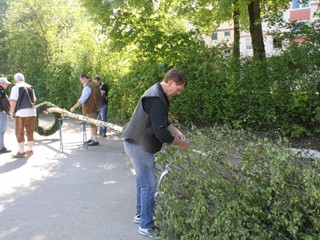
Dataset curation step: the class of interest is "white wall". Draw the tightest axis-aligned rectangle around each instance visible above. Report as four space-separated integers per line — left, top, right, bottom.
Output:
239 0 319 57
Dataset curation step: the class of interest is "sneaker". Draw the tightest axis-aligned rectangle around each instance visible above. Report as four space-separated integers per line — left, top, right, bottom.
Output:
138 226 161 239
138 226 154 238
87 141 99 146
133 214 141 224
0 147 11 154
26 150 34 155
12 152 26 158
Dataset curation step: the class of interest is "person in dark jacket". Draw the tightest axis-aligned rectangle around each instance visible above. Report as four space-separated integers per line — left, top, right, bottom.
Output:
94 76 109 137
0 77 11 154
123 68 190 238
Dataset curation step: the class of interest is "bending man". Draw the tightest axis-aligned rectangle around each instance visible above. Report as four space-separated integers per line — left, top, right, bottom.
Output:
123 68 190 238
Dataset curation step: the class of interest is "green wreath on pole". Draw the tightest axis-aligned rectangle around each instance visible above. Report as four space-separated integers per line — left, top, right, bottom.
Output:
36 102 61 136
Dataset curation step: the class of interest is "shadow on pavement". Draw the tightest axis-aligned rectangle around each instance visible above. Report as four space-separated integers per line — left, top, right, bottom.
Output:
0 157 29 174
0 126 146 240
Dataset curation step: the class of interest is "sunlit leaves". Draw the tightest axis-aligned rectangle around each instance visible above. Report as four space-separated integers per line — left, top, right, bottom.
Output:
156 127 320 239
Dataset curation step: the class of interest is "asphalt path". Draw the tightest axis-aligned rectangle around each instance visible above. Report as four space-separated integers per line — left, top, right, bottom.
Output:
0 118 147 240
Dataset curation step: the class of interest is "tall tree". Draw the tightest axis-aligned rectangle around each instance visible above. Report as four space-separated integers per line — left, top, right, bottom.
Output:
79 0 292 61
233 0 240 59
80 0 195 66
247 0 265 60
156 0 291 60
3 0 98 73
2 0 101 107
0 0 8 73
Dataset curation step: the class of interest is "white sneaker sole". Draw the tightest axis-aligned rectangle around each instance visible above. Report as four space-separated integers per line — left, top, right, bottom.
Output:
138 229 153 238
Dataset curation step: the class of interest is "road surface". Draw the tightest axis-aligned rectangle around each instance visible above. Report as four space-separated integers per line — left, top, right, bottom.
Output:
0 118 147 240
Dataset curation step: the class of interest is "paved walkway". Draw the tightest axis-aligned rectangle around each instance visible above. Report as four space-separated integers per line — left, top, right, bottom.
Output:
0 119 146 240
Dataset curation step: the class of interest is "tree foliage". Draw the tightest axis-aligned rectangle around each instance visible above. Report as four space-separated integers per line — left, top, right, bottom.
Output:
80 0 293 61
0 2 319 237
0 0 319 137
0 0 101 107
156 127 320 239
168 0 291 59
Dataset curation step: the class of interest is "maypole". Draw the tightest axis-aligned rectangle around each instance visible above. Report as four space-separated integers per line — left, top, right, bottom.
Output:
36 102 123 136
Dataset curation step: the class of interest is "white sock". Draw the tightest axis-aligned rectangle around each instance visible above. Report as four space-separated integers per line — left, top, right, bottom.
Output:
19 147 25 153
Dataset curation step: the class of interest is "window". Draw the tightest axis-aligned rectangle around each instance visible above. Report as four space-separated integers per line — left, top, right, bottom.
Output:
292 0 310 9
273 38 282 49
223 31 231 41
212 31 218 40
224 49 231 56
245 38 252 50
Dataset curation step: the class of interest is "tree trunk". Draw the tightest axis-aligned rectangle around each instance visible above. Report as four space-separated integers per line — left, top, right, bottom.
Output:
247 0 266 60
233 0 240 59
46 107 124 132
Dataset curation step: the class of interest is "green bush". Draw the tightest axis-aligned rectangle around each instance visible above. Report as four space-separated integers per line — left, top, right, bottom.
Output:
170 48 320 137
110 21 320 138
155 127 320 239
3 10 319 138
111 30 320 138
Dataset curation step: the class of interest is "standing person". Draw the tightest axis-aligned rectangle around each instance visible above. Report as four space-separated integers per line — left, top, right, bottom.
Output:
70 73 102 146
93 76 108 138
9 73 37 158
123 68 190 238
0 77 12 154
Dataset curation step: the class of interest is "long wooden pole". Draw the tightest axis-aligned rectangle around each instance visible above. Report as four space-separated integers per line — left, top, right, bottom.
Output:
46 107 124 133
46 108 320 160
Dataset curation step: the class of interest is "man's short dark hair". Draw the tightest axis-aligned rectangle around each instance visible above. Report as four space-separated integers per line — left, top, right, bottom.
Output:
94 76 101 81
163 68 187 86
80 73 89 79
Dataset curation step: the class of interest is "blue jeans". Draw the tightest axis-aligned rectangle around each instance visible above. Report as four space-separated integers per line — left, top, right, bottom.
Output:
124 141 157 229
97 103 108 135
0 112 8 149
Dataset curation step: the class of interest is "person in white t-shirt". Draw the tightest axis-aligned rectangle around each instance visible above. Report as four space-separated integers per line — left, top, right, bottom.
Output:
9 73 37 158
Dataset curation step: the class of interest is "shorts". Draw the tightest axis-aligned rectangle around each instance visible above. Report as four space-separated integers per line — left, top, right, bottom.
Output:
15 116 36 143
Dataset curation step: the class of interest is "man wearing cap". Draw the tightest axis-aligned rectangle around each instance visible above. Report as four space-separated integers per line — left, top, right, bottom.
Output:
9 73 37 158
0 77 11 154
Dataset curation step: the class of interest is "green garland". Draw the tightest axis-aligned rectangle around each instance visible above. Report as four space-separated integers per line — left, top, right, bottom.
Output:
36 102 61 136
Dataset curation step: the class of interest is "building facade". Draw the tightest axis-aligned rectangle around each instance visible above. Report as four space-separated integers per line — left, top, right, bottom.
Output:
207 0 319 57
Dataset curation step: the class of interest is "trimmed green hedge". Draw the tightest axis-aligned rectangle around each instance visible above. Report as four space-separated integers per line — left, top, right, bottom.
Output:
155 127 320 239
108 42 320 138
108 21 320 138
